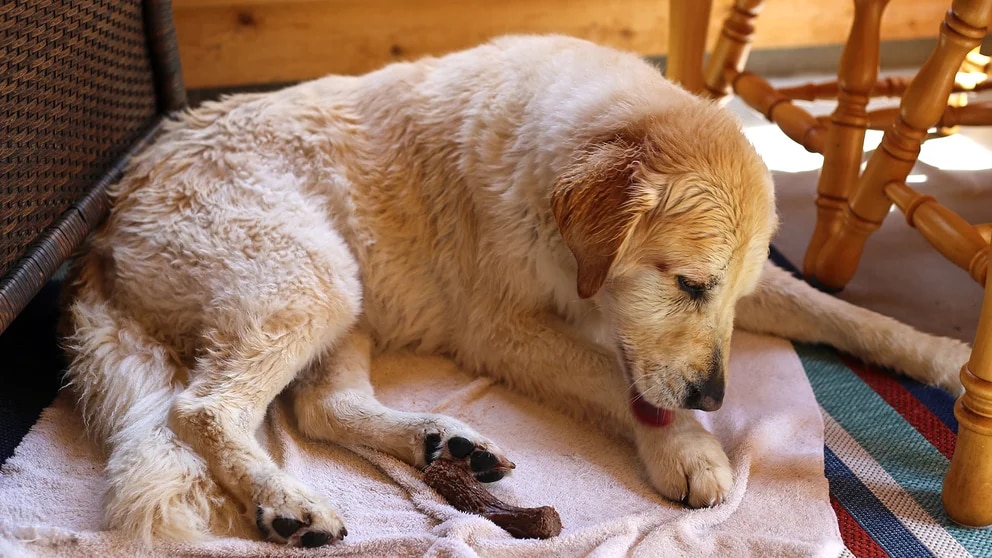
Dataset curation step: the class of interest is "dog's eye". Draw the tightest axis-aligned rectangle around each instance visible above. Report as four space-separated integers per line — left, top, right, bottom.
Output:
676 275 707 300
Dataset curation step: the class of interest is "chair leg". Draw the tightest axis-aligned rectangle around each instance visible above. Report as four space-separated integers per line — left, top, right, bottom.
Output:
943 249 992 528
667 0 713 95
803 0 891 285
702 0 765 100
809 0 992 290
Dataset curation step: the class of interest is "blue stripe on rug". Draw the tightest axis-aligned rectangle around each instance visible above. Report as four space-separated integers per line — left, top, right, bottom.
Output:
795 343 989 556
825 446 934 558
897 376 959 433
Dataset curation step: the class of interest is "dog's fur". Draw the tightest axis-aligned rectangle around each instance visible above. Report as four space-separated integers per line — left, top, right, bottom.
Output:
63 35 971 546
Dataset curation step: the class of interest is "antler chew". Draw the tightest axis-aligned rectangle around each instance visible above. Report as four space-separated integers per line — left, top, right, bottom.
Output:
423 459 563 539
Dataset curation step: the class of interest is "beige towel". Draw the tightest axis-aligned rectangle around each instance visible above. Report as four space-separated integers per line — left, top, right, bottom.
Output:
0 331 843 557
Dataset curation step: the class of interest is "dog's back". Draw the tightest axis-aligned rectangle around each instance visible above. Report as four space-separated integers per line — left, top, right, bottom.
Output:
67 34 693 542
61 35 800 544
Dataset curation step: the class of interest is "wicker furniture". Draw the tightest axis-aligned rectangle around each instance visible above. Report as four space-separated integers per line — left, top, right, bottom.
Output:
0 0 186 335
667 0 992 527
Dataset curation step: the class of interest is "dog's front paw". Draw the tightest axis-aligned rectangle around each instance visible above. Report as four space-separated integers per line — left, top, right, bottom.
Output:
635 420 732 508
254 476 346 548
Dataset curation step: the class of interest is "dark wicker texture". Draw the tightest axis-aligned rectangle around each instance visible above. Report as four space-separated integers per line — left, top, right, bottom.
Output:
0 0 186 334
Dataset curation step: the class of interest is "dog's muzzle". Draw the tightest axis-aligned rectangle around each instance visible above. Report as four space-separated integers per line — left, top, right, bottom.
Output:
682 372 725 412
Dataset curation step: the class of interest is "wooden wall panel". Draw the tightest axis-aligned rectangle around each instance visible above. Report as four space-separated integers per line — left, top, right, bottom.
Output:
172 0 952 89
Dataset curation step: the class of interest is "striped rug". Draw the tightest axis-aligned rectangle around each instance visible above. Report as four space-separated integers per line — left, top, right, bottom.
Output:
795 342 992 558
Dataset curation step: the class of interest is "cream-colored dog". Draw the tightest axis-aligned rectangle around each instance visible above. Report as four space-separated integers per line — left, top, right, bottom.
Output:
63 35 970 547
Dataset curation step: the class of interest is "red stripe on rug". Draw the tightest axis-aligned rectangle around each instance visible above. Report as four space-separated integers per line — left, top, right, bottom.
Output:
831 494 889 558
841 356 956 460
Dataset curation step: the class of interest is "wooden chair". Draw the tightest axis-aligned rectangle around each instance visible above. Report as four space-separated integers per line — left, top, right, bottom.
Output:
667 0 992 527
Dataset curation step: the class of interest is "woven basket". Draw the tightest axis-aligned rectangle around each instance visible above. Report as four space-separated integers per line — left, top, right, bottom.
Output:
0 0 185 333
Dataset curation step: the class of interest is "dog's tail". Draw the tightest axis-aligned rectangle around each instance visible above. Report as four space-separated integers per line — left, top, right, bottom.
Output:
62 252 234 543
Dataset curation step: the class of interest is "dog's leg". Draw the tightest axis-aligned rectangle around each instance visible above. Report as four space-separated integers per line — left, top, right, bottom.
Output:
735 261 971 394
65 286 227 543
459 316 733 508
170 305 353 548
292 329 514 481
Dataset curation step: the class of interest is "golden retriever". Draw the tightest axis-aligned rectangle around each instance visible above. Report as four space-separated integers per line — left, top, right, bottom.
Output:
62 35 970 547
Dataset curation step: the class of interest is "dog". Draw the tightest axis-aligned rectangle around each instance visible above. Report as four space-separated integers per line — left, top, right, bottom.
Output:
62 35 971 547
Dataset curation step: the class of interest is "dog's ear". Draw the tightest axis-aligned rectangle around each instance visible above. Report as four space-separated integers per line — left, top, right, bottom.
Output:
550 134 651 299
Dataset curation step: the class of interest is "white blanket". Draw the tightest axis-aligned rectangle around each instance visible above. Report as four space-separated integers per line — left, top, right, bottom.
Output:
0 331 843 557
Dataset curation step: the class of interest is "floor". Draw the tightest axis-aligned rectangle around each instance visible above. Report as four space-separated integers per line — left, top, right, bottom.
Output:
727 74 990 343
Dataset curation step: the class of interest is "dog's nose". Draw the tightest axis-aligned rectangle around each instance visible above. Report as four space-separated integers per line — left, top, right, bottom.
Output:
683 372 725 412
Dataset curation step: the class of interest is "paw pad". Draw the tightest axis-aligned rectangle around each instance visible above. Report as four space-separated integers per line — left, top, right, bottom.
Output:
425 433 444 464
447 436 475 458
301 531 331 548
272 517 304 538
469 450 499 471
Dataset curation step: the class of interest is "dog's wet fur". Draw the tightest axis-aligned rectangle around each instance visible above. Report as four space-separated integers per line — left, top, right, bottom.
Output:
62 35 971 546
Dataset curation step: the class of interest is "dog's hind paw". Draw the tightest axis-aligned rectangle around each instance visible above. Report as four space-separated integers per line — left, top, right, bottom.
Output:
256 505 346 548
253 478 346 547
421 426 515 483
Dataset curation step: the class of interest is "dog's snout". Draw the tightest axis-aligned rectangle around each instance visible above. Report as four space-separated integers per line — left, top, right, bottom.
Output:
683 351 725 411
683 372 725 411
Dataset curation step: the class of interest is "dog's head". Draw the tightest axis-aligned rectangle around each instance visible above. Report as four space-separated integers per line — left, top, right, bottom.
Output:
551 103 776 416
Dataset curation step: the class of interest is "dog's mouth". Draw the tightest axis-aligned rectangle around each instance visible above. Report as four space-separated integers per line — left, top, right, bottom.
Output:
617 341 674 428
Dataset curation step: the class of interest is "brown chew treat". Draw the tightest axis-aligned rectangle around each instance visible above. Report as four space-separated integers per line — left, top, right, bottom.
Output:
423 459 563 539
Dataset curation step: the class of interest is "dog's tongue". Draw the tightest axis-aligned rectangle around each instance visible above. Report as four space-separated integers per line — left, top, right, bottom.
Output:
630 388 673 427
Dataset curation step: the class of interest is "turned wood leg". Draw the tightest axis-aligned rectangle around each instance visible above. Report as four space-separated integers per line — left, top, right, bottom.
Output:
943 248 992 527
667 0 713 94
811 0 992 290
804 0 891 286
703 0 764 100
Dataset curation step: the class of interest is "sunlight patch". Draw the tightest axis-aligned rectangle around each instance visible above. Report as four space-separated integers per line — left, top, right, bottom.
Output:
917 134 992 171
743 125 823 173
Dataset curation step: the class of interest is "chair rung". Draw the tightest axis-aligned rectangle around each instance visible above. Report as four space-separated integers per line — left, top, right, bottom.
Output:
867 102 992 129
779 76 991 102
730 70 826 153
885 181 989 286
